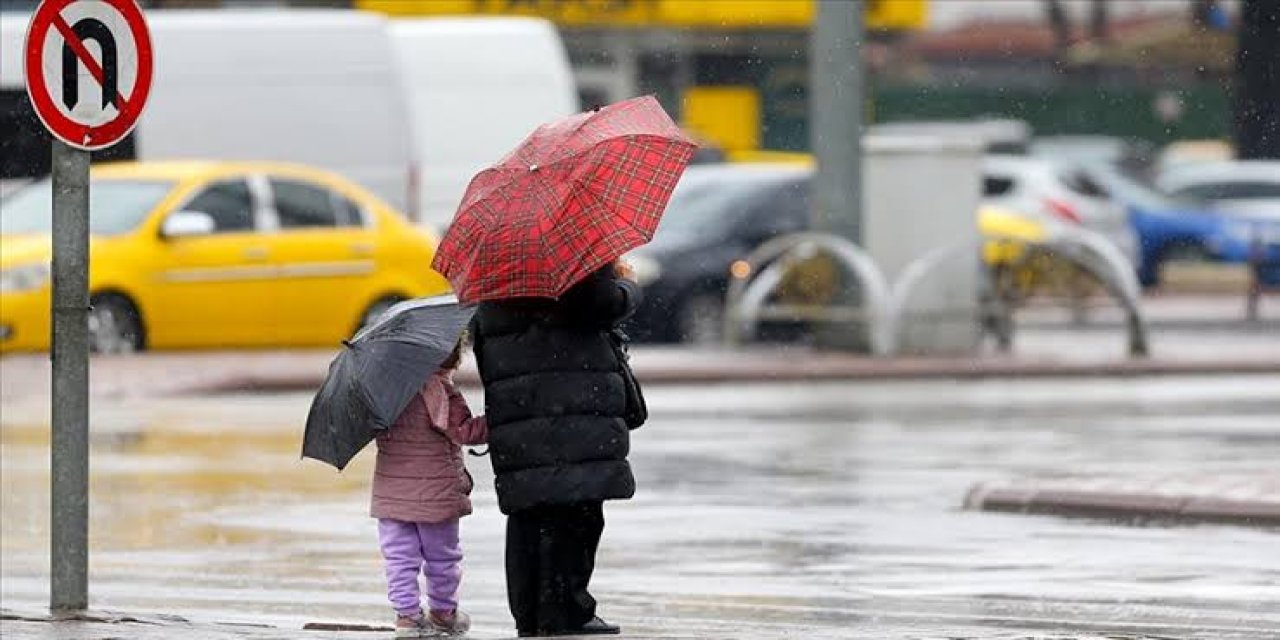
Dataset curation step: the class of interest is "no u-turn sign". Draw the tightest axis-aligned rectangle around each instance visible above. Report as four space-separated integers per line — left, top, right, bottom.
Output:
24 0 153 150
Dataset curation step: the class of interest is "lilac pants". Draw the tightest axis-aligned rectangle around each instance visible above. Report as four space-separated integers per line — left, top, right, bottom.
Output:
377 518 463 615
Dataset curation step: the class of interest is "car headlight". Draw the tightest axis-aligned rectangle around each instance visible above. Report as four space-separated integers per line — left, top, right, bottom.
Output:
0 263 51 293
626 253 663 287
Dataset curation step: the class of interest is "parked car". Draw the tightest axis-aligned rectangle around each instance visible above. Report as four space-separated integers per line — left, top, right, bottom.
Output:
1157 161 1280 216
0 161 449 354
2 10 417 215
1070 162 1280 287
982 155 1139 265
625 164 1055 344
625 164 810 344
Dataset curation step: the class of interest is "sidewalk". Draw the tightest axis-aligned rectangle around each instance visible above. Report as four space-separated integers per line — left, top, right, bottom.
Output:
966 472 1280 527
0 609 1241 640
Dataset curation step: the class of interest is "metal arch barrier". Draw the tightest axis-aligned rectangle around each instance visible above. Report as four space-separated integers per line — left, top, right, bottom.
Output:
886 237 996 353
1040 226 1150 357
1042 226 1144 304
723 232 894 355
888 229 1151 357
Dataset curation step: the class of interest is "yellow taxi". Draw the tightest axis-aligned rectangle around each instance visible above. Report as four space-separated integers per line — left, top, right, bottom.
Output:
1 161 450 353
978 204 1048 264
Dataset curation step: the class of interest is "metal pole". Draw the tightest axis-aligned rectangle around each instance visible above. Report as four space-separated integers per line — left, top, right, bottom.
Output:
50 139 90 613
1246 232 1262 322
810 0 864 243
811 0 866 350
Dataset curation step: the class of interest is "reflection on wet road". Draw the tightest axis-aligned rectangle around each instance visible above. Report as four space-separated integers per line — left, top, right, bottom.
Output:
3 376 1279 639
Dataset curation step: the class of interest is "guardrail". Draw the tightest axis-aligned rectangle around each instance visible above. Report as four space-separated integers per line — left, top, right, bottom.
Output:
723 233 893 355
724 229 1151 357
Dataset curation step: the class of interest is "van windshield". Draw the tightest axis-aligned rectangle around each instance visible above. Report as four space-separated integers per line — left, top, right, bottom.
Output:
0 179 175 236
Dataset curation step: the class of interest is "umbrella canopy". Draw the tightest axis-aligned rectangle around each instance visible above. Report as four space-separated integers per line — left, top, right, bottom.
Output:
432 95 697 302
302 295 475 470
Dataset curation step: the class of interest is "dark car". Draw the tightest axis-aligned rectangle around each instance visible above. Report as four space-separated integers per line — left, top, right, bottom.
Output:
624 164 810 344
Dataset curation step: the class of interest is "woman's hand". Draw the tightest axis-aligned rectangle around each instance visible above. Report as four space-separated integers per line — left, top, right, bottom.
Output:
614 259 636 282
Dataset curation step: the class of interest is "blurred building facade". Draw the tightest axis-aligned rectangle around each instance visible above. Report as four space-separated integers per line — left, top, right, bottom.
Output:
1 0 1241 153
349 0 1235 153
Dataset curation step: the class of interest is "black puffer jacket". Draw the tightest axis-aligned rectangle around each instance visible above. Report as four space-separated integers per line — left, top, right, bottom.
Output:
472 269 642 514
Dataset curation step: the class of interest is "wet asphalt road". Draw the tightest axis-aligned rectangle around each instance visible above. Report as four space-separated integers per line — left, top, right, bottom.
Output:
2 375 1279 639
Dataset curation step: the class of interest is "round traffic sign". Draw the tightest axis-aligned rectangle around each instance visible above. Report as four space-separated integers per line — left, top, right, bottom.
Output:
24 0 153 151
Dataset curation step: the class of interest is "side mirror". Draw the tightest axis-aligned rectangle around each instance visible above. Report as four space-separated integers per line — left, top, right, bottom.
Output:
161 211 216 238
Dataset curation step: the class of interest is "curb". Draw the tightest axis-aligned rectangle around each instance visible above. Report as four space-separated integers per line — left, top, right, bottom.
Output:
189 358 1280 395
965 479 1280 527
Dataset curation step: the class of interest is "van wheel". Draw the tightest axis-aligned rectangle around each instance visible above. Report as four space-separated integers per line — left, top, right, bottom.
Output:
357 296 405 333
89 294 144 354
678 291 725 346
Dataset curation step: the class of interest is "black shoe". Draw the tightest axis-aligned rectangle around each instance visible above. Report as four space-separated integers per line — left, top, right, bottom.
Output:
540 617 621 636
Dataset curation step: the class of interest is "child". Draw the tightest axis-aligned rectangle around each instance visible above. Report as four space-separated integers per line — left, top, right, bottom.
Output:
372 338 487 638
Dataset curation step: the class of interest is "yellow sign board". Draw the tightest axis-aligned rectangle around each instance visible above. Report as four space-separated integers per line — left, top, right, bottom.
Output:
658 0 813 28
866 0 928 31
682 86 761 151
360 0 651 26
357 0 927 31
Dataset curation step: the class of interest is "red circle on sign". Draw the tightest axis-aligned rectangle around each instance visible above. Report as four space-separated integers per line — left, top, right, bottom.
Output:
24 0 153 151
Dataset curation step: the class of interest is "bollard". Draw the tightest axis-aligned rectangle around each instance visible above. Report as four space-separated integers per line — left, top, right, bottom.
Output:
1246 231 1262 323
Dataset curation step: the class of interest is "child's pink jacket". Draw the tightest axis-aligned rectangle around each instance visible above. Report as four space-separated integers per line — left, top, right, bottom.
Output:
370 371 487 523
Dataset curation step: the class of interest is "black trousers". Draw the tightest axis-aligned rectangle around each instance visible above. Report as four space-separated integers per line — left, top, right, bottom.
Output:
505 502 605 634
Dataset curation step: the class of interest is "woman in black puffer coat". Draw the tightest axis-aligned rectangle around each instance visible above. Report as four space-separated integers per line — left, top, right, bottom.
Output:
471 260 642 637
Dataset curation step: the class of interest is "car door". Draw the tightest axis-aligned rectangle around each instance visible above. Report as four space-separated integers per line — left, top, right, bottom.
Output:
147 177 278 348
262 176 381 345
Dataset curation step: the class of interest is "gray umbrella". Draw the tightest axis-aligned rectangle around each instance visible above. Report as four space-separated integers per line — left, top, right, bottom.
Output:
302 295 475 470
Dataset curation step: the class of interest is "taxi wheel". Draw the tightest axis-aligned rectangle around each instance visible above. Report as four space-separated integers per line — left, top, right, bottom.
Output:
89 294 144 354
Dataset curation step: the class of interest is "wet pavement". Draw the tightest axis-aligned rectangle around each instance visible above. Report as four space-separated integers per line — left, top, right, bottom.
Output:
2 375 1279 639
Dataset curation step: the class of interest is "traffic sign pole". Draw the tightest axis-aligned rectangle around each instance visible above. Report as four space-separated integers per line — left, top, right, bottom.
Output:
26 0 153 613
50 138 91 613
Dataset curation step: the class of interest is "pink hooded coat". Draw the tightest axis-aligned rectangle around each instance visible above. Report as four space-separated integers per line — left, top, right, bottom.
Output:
370 371 488 523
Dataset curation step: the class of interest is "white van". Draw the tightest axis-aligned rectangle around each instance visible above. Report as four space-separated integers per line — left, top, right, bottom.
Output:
0 9 417 215
389 17 578 228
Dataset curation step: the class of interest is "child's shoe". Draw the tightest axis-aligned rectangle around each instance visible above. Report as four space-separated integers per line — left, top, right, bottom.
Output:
428 609 471 636
394 611 433 638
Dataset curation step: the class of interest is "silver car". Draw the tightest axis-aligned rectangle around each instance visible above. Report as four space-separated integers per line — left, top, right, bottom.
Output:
982 155 1139 265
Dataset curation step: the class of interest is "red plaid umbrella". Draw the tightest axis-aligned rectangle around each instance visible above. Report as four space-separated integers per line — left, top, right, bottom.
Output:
432 95 697 302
